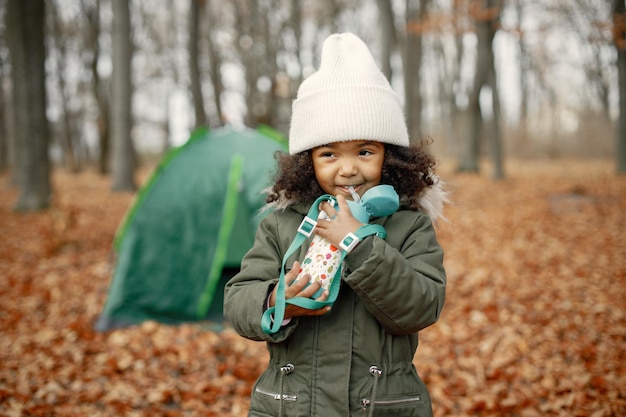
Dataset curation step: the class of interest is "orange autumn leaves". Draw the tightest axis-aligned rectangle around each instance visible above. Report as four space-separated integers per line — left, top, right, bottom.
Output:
0 159 624 416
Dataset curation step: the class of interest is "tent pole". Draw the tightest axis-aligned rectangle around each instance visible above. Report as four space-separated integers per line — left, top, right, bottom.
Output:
196 154 244 319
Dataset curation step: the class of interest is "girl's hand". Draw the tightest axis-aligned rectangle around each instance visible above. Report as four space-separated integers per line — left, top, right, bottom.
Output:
268 261 331 318
315 194 364 248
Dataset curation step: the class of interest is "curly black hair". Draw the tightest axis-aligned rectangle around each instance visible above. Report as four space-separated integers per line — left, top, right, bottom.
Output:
266 142 438 211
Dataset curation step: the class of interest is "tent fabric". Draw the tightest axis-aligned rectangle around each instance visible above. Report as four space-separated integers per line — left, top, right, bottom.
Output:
95 125 286 331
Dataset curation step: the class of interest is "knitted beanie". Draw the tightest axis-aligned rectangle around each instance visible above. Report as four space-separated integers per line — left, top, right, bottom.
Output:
288 33 409 155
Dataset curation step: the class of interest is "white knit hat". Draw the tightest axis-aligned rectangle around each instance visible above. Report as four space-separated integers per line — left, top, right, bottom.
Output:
289 33 409 155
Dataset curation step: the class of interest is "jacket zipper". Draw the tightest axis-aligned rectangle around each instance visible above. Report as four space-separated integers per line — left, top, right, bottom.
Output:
255 386 297 402
361 394 423 410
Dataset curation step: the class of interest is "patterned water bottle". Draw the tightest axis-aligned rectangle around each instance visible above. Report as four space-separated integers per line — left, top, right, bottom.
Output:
296 186 397 296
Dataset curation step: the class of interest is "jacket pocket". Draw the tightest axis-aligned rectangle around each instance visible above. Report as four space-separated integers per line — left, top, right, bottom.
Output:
249 384 299 416
355 365 433 417
255 386 298 402
249 364 309 417
360 394 430 416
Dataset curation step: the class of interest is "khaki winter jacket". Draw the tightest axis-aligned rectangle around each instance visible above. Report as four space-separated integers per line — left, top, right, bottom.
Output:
224 203 446 417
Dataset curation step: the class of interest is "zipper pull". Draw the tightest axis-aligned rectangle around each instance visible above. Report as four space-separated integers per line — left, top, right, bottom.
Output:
369 365 382 377
361 398 371 410
280 363 295 375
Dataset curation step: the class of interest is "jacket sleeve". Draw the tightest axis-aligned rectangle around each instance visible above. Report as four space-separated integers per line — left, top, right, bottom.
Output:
223 211 299 343
342 210 446 335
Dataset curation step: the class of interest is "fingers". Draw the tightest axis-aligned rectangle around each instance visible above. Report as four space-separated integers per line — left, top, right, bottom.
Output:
314 287 330 302
270 261 300 307
285 303 331 318
321 196 348 219
288 273 324 299
319 200 337 219
281 262 330 299
284 292 331 318
285 261 314 296
279 261 333 318
334 194 349 213
284 261 301 286
288 273 311 294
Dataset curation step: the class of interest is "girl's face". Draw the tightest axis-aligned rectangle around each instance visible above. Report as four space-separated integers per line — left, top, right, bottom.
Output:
311 140 384 199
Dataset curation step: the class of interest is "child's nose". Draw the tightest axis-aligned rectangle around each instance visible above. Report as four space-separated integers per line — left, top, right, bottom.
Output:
339 159 358 176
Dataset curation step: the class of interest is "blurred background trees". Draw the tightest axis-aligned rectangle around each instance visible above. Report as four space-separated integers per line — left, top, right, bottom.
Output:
110 0 135 191
0 0 624 209
5 0 50 210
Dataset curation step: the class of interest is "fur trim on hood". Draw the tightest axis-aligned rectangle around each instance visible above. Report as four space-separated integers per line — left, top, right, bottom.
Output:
418 176 449 225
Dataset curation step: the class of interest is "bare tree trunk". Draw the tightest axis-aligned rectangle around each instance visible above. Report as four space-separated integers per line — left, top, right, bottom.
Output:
486 0 504 180
0 53 8 173
487 51 504 178
263 1 280 127
404 0 428 142
84 0 110 174
206 0 223 126
326 0 341 34
110 0 136 191
271 0 301 134
6 0 50 211
235 0 261 127
513 0 529 154
459 13 488 173
458 1 502 174
460 65 483 174
615 0 626 174
433 0 468 157
290 0 303 82
189 0 207 128
50 0 78 173
376 0 396 81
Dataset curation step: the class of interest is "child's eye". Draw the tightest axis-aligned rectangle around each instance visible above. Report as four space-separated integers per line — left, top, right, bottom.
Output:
359 149 374 156
320 151 335 158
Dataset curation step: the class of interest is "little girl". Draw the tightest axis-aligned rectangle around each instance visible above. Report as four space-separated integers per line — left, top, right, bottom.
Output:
224 33 447 417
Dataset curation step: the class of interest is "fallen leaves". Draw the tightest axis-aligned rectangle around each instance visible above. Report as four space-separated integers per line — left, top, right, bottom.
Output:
418 159 626 416
0 159 624 416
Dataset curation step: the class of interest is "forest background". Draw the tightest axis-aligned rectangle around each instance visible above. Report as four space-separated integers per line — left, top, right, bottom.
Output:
1 0 625 416
2 0 626 208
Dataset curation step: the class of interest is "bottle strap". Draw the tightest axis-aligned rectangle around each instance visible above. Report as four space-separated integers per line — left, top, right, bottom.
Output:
261 196 386 334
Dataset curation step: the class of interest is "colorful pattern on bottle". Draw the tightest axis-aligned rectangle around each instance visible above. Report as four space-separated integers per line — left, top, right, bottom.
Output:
297 236 342 290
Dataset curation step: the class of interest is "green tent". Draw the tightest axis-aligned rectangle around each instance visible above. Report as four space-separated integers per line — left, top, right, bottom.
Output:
95 125 286 331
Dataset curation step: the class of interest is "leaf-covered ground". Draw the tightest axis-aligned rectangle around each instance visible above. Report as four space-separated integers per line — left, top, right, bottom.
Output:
1 159 624 416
